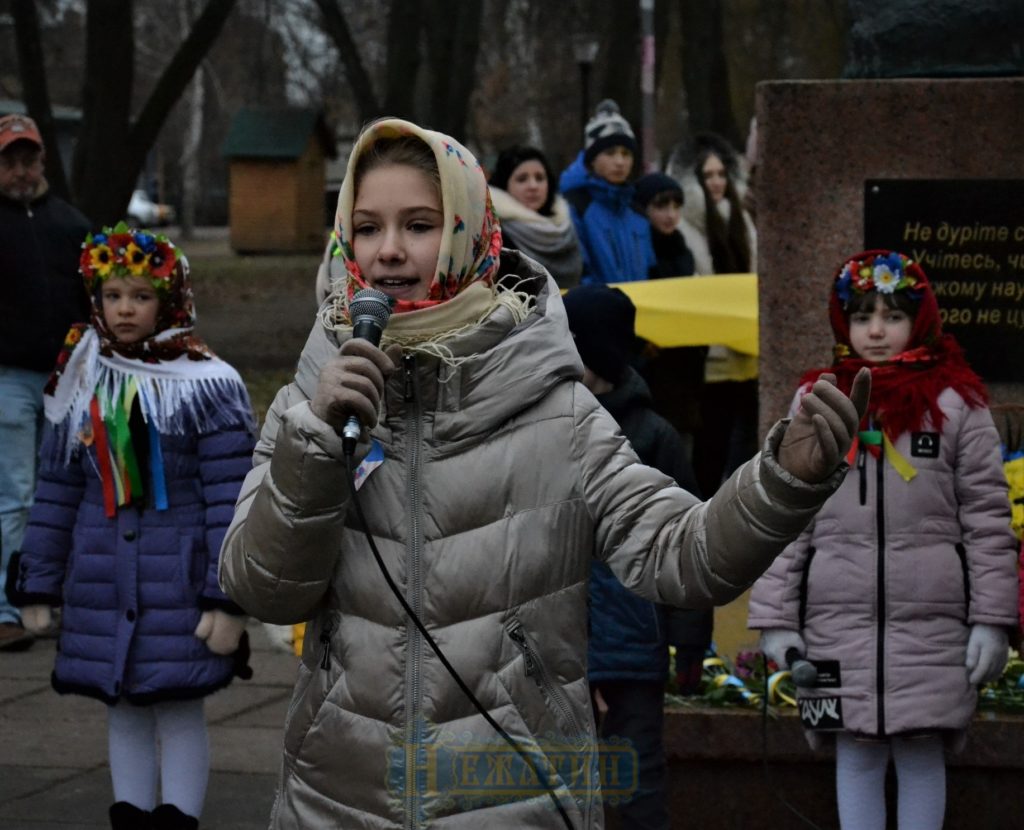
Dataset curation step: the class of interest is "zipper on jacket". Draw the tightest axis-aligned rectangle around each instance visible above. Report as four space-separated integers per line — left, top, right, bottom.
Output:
875 448 887 736
318 620 335 671
798 546 816 630
402 355 425 830
505 617 583 739
857 443 867 506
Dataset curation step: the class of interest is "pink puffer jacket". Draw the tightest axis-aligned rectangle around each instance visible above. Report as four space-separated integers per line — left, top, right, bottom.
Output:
749 386 1018 742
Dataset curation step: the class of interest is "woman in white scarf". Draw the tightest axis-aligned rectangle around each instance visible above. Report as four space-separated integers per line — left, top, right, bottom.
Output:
488 145 583 288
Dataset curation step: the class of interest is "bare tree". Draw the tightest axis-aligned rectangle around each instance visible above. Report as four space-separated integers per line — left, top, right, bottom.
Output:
312 0 481 139
13 0 237 223
178 1 205 239
11 0 70 198
311 0 383 121
678 0 741 146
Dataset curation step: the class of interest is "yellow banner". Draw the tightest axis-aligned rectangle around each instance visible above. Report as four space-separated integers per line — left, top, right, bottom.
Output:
610 273 758 356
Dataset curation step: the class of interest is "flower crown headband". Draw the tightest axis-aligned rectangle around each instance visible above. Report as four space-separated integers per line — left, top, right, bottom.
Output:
79 220 179 292
834 250 922 306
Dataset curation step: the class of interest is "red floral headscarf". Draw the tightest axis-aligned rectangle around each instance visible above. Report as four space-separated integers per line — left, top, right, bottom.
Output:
801 249 987 439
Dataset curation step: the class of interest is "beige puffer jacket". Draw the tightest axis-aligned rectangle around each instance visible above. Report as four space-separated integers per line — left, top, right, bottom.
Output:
220 253 845 829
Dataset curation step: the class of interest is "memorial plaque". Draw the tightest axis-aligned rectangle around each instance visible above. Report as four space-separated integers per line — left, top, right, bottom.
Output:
864 180 1024 381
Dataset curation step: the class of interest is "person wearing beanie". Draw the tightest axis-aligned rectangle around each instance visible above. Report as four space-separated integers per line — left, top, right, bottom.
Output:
0 113 90 652
633 172 695 279
564 284 710 830
559 100 657 284
631 172 707 456
749 251 1017 830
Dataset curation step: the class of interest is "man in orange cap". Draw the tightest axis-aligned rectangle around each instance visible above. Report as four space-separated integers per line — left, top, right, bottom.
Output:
0 113 90 651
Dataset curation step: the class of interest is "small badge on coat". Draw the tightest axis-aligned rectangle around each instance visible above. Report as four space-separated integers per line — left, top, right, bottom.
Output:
808 659 841 688
799 695 844 730
910 432 940 458
353 439 385 491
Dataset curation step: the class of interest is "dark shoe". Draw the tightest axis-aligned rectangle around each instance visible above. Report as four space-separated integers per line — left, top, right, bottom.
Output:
151 804 199 830
0 622 34 652
109 801 152 829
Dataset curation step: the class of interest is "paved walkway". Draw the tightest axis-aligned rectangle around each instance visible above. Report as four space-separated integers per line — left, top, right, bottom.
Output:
0 623 297 829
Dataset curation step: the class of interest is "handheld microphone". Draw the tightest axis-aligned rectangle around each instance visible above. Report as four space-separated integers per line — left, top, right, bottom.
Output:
785 647 819 687
341 288 393 455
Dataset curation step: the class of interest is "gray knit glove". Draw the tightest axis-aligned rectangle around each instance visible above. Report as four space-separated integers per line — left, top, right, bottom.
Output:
966 623 1009 685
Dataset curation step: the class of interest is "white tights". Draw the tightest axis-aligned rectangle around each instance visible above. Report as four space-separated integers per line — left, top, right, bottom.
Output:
107 698 209 818
835 732 946 830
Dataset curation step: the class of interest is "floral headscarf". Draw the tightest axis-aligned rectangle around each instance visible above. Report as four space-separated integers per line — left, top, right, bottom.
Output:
45 225 253 515
327 119 503 319
801 249 986 442
69 222 213 366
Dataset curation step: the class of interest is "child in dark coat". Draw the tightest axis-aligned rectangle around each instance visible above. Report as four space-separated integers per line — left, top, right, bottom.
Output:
564 284 710 830
6 225 256 830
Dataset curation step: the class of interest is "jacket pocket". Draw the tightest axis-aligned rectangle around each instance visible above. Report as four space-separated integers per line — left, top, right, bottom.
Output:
954 543 970 615
284 612 339 760
505 615 583 742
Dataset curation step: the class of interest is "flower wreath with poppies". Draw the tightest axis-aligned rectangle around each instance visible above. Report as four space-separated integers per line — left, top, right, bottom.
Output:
833 250 922 306
79 220 178 292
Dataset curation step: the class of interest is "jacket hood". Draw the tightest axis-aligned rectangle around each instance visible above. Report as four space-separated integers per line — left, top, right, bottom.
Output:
559 151 635 210
294 250 584 440
595 367 653 421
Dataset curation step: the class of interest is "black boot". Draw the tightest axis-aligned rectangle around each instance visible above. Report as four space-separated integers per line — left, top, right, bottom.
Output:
151 804 199 830
109 801 152 829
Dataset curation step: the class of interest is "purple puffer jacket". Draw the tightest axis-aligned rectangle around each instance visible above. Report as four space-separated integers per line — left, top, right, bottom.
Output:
749 387 1018 742
9 414 255 704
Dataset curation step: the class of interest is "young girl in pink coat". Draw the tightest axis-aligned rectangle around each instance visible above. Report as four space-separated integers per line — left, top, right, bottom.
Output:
749 250 1018 830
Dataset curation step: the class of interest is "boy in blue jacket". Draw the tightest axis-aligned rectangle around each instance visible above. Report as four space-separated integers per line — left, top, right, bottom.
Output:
559 100 657 284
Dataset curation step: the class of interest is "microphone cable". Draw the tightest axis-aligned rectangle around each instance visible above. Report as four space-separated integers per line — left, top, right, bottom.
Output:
344 452 577 830
760 653 830 830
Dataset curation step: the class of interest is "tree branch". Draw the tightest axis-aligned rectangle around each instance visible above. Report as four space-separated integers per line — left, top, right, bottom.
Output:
12 0 70 198
127 0 238 163
312 0 382 122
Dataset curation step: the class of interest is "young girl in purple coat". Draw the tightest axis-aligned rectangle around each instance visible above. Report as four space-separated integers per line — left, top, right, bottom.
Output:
6 225 256 830
749 250 1018 830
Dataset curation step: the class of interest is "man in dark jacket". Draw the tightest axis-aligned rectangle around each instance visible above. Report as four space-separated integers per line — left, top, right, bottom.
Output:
0 113 90 651
564 284 713 830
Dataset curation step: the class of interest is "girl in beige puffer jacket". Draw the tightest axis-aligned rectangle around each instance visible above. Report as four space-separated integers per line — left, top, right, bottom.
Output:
749 250 1018 830
219 119 870 830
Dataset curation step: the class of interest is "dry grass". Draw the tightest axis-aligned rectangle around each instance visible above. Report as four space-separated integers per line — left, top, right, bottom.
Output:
240 368 297 428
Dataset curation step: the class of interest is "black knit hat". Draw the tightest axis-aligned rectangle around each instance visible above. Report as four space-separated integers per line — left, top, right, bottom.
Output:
633 172 684 210
583 100 637 167
563 284 637 384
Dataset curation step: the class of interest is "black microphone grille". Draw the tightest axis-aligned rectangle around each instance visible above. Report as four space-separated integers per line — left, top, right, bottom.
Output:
350 288 393 328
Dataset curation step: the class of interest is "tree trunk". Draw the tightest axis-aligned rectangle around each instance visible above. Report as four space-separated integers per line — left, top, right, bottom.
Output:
678 0 741 147
597 1 641 131
424 0 483 140
72 0 237 226
72 0 136 224
12 0 72 200
313 0 382 122
178 3 205 239
383 0 422 119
